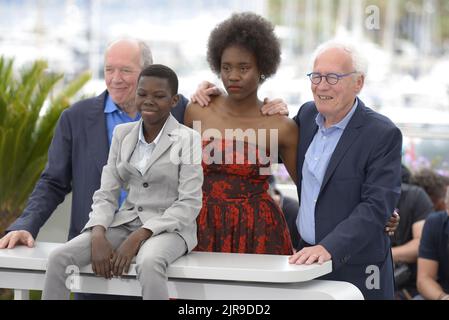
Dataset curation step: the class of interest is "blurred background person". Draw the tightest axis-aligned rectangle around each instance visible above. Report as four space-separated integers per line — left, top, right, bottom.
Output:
268 176 300 250
411 168 449 211
417 183 449 300
392 164 433 299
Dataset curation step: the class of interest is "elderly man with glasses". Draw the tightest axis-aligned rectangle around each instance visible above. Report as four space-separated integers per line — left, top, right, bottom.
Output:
288 40 402 300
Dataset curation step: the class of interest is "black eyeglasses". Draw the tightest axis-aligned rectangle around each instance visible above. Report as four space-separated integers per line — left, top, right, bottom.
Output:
306 71 358 85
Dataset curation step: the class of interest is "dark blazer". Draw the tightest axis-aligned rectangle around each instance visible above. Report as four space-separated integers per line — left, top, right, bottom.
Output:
7 90 188 240
294 98 402 299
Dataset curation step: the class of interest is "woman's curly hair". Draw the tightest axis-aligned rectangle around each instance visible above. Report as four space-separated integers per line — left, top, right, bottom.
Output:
207 12 281 81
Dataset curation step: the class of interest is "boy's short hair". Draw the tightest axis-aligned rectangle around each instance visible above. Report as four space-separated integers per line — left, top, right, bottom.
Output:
138 64 178 95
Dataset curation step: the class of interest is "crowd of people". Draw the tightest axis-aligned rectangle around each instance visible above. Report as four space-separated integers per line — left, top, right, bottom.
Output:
370 164 449 300
0 11 447 300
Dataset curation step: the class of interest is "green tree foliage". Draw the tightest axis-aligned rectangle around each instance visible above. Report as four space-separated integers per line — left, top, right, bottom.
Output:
0 57 90 233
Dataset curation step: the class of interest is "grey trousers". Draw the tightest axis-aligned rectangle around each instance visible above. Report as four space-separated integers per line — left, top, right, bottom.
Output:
42 218 187 300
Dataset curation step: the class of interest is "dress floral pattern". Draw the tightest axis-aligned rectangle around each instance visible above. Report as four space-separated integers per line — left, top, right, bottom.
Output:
195 138 293 255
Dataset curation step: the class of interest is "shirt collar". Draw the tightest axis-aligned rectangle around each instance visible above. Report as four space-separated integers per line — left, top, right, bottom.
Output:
104 93 141 121
138 117 169 146
104 94 120 114
316 98 359 130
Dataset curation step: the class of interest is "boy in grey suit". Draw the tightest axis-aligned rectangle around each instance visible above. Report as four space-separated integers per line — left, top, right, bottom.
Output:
42 64 203 300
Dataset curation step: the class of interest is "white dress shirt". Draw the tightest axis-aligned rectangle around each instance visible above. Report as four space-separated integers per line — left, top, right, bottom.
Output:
129 119 167 175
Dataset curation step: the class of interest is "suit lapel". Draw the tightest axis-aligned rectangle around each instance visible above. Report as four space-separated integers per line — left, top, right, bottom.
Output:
297 107 319 188
319 101 366 194
141 114 179 175
86 91 109 173
121 120 141 176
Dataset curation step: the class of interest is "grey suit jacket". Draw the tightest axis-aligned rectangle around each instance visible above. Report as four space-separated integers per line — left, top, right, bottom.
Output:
83 114 203 251
7 91 189 240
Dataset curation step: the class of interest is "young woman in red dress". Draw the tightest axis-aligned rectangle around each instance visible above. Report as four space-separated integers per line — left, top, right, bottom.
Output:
185 12 298 255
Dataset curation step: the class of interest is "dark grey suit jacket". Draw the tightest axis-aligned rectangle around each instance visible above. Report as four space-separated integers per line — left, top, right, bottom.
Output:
7 90 188 240
294 98 402 299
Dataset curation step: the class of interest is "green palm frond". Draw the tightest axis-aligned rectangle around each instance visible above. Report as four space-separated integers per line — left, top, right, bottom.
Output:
0 56 91 233
31 71 91 161
17 60 50 110
0 57 15 125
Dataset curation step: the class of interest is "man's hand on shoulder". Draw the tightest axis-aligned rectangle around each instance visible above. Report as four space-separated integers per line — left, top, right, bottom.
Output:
190 81 223 107
261 98 289 116
0 230 35 249
385 210 400 236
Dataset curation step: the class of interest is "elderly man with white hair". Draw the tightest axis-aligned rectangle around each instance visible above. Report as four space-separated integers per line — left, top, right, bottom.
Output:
288 40 402 300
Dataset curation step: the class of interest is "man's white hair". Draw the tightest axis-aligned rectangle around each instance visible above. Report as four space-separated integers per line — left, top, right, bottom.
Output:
311 39 368 76
105 38 153 68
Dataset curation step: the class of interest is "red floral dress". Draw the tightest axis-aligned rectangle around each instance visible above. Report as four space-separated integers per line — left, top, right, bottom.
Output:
195 139 293 255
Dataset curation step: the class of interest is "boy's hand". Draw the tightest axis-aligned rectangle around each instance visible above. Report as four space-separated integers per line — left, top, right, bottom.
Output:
111 228 152 277
91 226 114 279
